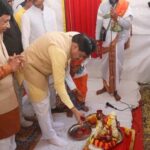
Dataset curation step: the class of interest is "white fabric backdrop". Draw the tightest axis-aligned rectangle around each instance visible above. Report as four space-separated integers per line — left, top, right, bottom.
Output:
131 0 150 35
121 35 150 83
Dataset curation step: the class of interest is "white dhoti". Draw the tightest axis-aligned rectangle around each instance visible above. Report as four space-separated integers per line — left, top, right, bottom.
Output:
23 81 67 146
23 80 56 139
48 75 57 109
101 39 126 90
32 96 57 139
0 135 16 150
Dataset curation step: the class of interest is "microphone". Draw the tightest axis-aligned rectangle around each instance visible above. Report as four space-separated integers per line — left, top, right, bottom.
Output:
106 102 117 110
105 102 131 111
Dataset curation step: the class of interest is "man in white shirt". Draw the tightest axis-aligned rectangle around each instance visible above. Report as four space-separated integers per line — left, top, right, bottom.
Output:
21 0 57 49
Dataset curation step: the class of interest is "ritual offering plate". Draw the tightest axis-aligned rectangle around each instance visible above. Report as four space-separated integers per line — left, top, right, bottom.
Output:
68 123 92 141
83 111 123 150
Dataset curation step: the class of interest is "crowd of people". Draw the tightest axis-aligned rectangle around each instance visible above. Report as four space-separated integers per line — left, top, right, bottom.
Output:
0 0 132 149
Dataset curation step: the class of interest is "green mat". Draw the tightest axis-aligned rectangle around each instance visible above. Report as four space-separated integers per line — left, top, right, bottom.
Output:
140 83 150 150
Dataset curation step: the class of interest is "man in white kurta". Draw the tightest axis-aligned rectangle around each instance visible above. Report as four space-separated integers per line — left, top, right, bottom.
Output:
21 0 59 121
95 0 133 100
21 0 57 49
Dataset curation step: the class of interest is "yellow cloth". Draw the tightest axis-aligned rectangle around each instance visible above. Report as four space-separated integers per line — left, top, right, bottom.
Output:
24 81 48 102
14 7 26 30
20 32 74 109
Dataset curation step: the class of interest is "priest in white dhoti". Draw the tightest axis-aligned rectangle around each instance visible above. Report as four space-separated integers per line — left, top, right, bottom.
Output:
95 0 133 100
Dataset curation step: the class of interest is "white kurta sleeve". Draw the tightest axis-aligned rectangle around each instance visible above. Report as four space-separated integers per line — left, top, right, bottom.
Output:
65 65 76 91
21 13 31 49
48 46 74 109
95 6 103 40
51 9 57 31
117 15 133 30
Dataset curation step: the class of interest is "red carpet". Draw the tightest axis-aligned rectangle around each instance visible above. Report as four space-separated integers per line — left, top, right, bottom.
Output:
113 101 144 150
132 101 144 150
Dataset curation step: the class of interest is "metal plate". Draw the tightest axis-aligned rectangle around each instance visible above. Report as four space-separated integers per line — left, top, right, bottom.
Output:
68 123 92 141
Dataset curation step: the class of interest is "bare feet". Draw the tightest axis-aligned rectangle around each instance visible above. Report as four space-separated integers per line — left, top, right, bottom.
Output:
113 91 121 101
96 87 107 95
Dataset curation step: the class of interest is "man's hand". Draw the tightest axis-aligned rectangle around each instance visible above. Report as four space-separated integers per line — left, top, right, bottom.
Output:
110 8 118 21
71 107 85 124
8 54 25 72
